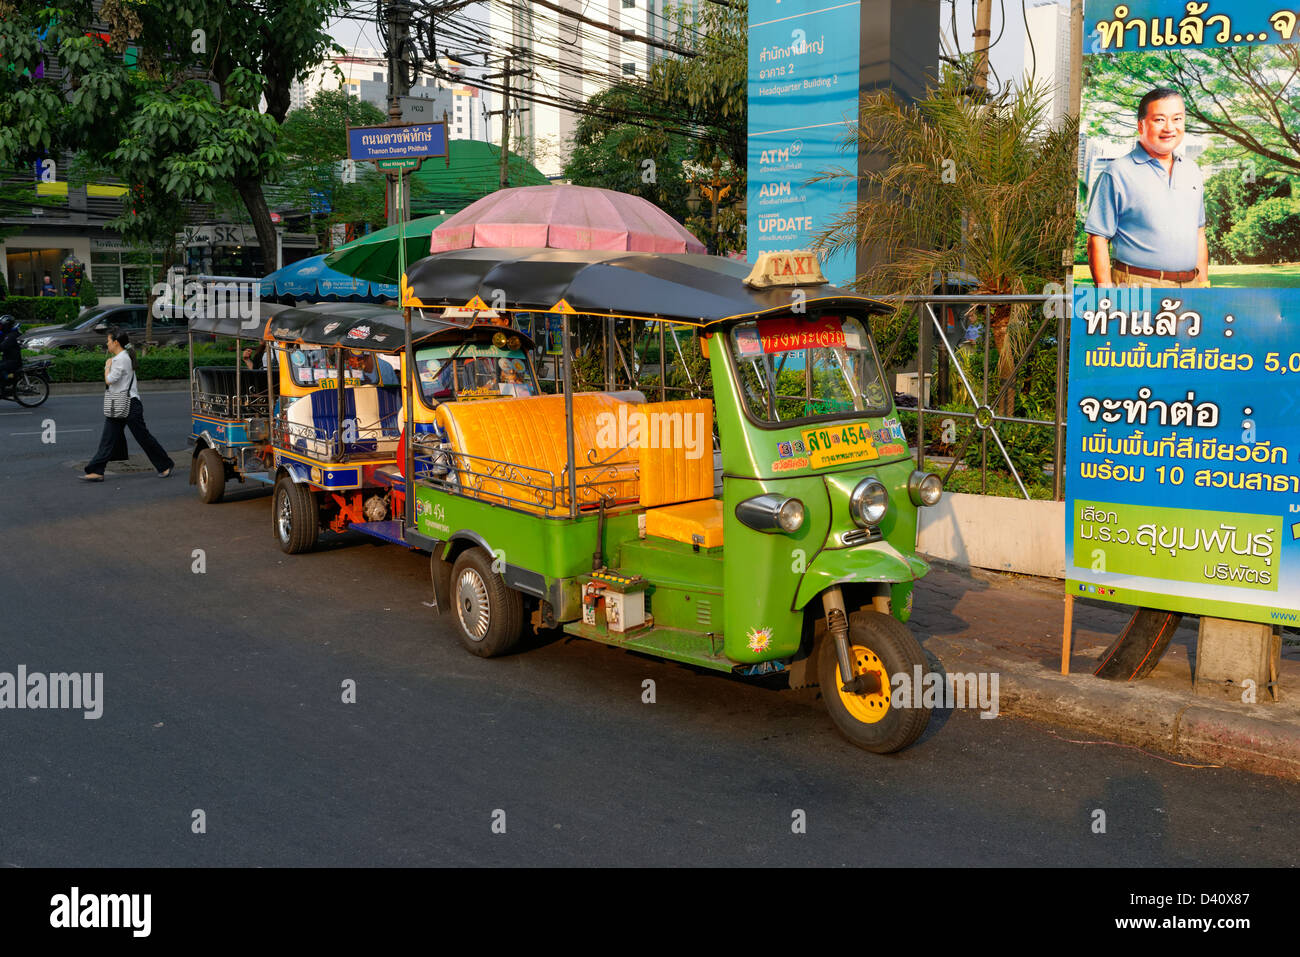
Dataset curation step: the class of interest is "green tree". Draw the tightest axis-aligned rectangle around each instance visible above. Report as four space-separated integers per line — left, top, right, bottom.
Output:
813 64 1077 411
275 88 388 242
79 276 98 309
1082 46 1300 176
1223 197 1300 264
0 0 345 269
562 1 748 253
1202 164 1293 264
563 83 694 222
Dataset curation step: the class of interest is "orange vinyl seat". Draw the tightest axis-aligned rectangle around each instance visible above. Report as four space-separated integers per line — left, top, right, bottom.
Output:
434 393 641 514
635 398 723 548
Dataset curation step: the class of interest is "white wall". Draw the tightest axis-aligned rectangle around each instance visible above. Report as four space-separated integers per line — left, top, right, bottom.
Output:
917 491 1066 578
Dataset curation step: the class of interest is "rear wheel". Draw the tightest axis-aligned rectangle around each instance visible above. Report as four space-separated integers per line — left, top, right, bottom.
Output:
14 373 48 407
449 547 524 658
196 448 227 504
818 609 930 754
273 474 319 554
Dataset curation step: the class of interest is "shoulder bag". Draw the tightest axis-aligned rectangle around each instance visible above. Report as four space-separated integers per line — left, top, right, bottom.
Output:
104 368 136 419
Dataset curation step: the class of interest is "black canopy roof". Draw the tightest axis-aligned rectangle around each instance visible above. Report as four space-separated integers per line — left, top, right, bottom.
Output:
403 248 887 326
188 302 289 339
262 302 435 353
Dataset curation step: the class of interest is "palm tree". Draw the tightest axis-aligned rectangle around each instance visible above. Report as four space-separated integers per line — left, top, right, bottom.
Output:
813 64 1077 413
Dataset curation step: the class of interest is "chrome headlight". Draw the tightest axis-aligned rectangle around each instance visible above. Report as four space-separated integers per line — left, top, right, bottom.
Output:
908 470 943 507
849 477 889 527
24 337 49 349
736 493 804 534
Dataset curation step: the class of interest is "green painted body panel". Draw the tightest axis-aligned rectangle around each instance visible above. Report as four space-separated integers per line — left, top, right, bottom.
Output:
705 327 932 660
614 537 723 632
413 482 638 582
562 620 734 672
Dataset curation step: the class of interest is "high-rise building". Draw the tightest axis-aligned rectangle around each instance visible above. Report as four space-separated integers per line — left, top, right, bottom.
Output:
1024 0 1072 129
486 0 676 179
289 48 487 140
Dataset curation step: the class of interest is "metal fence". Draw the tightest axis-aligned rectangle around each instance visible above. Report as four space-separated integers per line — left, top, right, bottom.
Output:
881 294 1068 501
530 298 1068 502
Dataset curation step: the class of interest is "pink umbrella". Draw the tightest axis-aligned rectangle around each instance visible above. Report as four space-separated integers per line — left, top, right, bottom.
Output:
429 184 706 255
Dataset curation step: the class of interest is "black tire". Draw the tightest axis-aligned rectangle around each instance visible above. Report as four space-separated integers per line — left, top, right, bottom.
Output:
273 474 319 554
13 373 48 407
196 448 227 504
448 547 524 658
818 609 930 754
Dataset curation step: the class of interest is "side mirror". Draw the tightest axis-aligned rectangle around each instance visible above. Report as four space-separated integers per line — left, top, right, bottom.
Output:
93 323 107 332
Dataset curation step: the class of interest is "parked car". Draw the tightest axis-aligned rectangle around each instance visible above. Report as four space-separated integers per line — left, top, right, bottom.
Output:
20 303 191 351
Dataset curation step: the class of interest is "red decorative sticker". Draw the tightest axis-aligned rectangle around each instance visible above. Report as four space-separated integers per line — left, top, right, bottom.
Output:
756 316 845 354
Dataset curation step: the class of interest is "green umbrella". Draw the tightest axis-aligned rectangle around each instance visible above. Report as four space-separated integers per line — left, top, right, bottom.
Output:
323 213 450 285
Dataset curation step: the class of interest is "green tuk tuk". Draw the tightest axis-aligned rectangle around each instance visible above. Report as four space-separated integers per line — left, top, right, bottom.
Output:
391 248 944 752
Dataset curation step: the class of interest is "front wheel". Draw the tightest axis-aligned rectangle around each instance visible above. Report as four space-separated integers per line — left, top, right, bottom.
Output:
196 448 227 504
273 474 319 554
449 547 524 658
14 373 48 407
818 609 930 754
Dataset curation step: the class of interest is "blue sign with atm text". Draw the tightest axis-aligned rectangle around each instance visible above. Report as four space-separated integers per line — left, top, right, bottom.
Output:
747 0 860 286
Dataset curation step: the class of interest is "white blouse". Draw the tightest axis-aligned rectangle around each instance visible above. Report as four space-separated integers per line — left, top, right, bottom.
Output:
106 350 139 398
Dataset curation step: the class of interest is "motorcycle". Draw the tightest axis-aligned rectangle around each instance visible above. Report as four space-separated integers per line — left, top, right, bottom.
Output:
1 357 52 407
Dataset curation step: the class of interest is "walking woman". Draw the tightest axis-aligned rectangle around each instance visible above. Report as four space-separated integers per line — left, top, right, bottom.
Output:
82 328 175 481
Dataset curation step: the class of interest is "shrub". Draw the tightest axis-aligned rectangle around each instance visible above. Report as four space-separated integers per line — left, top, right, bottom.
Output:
3 295 80 327
42 345 236 382
79 279 98 310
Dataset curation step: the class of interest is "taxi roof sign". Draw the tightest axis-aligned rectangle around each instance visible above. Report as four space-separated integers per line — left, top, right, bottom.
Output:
743 250 827 289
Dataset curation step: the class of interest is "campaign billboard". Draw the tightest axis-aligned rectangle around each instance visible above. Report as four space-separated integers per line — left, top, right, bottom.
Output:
1068 0 1300 624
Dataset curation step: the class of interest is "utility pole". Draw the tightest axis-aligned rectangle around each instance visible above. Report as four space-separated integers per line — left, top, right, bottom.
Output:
973 0 993 93
483 56 529 192
384 0 413 225
499 61 510 189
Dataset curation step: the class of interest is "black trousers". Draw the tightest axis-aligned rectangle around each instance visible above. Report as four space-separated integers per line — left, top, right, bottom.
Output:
85 397 174 475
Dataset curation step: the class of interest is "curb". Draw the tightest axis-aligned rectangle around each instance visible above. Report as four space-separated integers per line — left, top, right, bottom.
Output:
50 381 189 396
958 646 1300 780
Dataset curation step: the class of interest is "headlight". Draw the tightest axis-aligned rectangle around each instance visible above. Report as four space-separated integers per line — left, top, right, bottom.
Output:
849 477 889 527
24 337 49 348
736 493 804 534
908 470 943 507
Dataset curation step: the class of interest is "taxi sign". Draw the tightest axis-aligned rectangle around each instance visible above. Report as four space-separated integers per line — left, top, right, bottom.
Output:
743 250 827 289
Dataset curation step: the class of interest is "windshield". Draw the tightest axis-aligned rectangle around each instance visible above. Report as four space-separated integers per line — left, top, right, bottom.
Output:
415 346 536 403
729 314 890 425
283 346 397 388
68 306 112 330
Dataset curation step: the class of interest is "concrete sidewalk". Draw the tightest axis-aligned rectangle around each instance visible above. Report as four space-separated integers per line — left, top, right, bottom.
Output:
912 560 1300 780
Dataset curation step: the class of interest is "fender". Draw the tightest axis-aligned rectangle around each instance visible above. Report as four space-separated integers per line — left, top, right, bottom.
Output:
279 460 312 484
794 538 928 611
429 530 494 614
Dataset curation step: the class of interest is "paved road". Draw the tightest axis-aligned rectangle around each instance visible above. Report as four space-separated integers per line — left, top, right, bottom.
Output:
1 392 1298 866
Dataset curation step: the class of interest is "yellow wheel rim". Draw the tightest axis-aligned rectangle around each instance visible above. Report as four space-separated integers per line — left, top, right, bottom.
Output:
835 644 891 724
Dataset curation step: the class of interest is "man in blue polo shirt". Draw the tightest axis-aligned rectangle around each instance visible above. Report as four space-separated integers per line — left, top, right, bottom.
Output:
1085 87 1208 288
